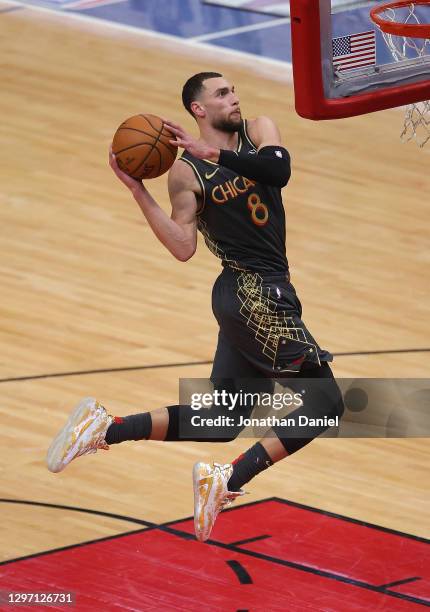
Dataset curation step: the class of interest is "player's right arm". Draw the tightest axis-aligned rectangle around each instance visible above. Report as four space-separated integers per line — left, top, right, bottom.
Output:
109 148 198 262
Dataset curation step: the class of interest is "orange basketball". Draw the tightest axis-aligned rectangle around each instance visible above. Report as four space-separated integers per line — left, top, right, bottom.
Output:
112 114 177 180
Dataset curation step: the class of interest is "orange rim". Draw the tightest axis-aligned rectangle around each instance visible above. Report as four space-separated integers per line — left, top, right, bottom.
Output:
370 0 430 38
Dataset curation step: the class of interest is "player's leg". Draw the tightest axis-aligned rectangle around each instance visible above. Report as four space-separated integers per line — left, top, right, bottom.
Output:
194 361 344 541
192 269 345 540
192 331 274 541
226 362 344 492
208 269 342 490
46 397 168 473
167 330 272 443
46 332 267 473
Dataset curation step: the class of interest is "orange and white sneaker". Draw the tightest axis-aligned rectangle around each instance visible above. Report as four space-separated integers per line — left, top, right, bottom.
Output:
46 397 113 473
193 462 245 542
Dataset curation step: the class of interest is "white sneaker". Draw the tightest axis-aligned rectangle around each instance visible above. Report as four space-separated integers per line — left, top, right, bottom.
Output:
193 462 244 542
46 397 113 473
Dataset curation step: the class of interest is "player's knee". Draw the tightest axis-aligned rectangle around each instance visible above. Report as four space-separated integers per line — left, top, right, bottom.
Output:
272 431 311 455
210 408 251 442
299 367 344 421
333 385 345 419
313 383 344 420
313 378 343 420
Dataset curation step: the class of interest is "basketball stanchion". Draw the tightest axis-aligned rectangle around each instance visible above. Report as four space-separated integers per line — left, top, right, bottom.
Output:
370 0 430 147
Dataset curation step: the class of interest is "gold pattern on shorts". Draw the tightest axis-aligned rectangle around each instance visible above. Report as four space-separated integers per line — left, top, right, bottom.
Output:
237 272 319 370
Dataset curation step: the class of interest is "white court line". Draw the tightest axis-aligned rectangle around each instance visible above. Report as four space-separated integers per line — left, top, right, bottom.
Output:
190 17 290 42
0 0 292 81
0 1 22 9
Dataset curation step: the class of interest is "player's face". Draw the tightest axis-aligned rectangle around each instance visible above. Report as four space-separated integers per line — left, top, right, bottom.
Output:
200 78 242 132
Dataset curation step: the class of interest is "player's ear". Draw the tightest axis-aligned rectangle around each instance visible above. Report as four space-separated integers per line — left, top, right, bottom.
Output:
191 101 206 118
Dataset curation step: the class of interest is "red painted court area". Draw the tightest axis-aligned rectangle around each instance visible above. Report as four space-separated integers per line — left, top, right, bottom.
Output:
0 498 428 611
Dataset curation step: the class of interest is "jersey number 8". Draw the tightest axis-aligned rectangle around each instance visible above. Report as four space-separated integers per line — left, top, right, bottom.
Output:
247 193 268 227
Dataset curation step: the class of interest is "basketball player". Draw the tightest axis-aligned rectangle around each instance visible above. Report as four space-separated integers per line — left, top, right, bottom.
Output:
47 73 344 542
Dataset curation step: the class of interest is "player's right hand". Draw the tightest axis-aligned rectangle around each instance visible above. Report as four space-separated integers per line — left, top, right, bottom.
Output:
163 120 220 163
109 145 143 192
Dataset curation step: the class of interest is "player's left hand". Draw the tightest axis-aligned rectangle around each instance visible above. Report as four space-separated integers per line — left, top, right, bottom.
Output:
163 120 220 162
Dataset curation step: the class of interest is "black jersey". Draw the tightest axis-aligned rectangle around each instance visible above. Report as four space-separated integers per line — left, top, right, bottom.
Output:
180 120 289 274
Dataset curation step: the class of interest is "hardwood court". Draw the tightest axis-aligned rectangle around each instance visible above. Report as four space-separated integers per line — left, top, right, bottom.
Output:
0 2 429 591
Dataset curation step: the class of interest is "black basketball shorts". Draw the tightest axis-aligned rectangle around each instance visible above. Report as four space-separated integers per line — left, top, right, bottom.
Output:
210 266 332 381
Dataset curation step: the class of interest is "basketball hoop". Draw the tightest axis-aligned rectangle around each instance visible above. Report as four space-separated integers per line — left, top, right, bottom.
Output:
370 0 430 147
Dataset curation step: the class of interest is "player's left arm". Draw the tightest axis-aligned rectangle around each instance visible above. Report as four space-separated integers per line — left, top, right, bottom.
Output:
247 115 283 151
218 115 291 188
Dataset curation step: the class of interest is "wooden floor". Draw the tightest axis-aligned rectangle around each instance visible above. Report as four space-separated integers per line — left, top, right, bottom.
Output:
1 4 429 565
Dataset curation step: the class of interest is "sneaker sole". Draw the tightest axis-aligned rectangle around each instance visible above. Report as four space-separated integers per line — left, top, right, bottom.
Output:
46 397 97 473
193 462 210 542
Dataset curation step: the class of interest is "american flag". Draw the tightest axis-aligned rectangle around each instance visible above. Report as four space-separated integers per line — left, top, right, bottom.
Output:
332 31 376 72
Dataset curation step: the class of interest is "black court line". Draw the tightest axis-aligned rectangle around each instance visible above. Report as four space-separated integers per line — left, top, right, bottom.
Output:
3 495 427 548
0 498 155 528
0 361 213 383
267 497 430 544
379 577 422 589
1 347 430 383
334 348 430 357
230 534 271 546
1 498 429 607
0 527 153 567
200 535 429 607
226 560 253 584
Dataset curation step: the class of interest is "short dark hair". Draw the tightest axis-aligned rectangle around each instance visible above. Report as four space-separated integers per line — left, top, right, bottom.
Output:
182 72 223 117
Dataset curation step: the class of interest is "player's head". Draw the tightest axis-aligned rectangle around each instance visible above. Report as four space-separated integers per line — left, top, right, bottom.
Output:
182 72 242 132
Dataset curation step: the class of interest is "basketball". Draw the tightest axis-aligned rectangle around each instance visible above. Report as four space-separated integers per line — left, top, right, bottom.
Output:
112 114 177 180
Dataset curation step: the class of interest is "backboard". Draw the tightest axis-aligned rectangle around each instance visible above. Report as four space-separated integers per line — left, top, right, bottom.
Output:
290 0 430 119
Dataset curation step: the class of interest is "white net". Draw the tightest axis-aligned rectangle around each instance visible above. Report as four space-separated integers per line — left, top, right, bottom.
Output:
401 99 430 145
376 3 430 146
